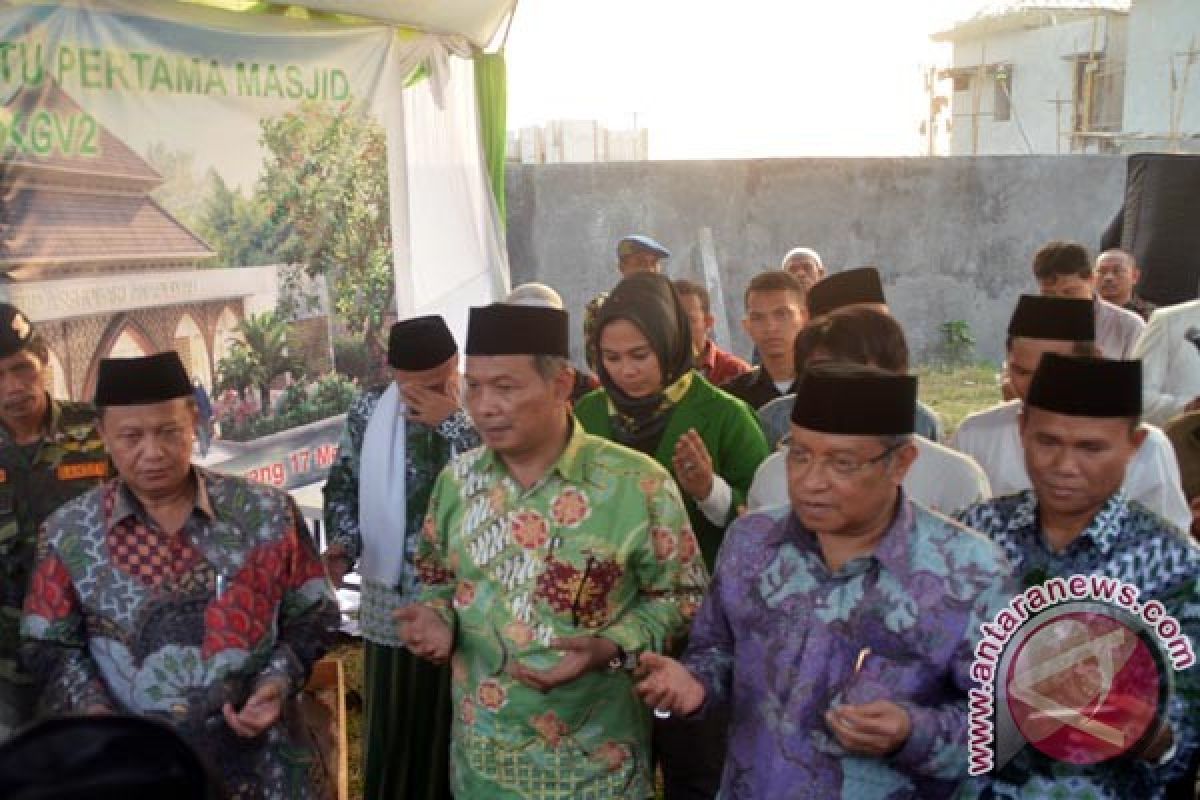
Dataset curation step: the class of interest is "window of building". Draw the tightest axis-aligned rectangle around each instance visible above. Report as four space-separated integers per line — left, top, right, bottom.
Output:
1074 57 1124 133
953 73 971 92
993 66 1012 122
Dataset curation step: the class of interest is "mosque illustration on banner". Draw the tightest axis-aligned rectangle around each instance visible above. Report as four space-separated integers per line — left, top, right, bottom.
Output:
0 77 331 403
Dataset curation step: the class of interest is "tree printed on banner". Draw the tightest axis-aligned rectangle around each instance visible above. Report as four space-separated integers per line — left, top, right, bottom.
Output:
147 98 393 363
259 100 393 365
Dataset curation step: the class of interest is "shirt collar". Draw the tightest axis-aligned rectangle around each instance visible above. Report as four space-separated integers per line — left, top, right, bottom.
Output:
45 395 62 436
1007 487 1129 557
109 466 215 532
475 417 595 488
756 365 796 395
551 419 591 484
775 490 915 581
698 340 718 372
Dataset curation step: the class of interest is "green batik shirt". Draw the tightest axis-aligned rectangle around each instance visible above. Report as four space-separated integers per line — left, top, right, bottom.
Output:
417 422 709 800
0 397 107 687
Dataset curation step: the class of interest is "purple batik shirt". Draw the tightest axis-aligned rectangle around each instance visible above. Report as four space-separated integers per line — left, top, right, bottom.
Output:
683 494 1012 799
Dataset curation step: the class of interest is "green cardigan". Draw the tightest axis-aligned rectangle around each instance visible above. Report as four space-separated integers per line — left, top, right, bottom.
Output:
575 373 770 570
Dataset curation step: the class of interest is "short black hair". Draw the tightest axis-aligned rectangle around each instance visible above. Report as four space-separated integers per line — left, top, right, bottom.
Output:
743 270 806 309
1033 241 1092 281
793 306 909 375
531 354 573 382
672 279 711 314
1005 337 1098 355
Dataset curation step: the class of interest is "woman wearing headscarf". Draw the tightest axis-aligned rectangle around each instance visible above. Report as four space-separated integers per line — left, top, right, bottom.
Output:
576 272 769 567
575 272 769 800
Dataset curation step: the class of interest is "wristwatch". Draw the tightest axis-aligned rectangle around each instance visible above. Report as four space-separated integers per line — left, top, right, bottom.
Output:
607 643 639 673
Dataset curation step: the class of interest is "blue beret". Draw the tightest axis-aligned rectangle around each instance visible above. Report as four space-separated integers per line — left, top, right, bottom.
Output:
617 235 670 260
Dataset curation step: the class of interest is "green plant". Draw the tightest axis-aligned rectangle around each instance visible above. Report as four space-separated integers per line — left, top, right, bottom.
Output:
333 337 375 384
237 311 306 415
314 373 357 412
259 101 394 364
217 375 355 442
216 344 257 401
278 382 311 414
937 320 976 368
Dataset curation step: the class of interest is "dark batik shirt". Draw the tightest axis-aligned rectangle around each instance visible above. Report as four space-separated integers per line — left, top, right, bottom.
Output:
22 468 339 800
957 490 1200 800
323 384 478 645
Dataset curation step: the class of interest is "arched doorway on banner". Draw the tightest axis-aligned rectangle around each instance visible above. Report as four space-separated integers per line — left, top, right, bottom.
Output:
173 313 213 390
108 329 151 359
45 349 69 401
83 319 155 400
213 307 243 364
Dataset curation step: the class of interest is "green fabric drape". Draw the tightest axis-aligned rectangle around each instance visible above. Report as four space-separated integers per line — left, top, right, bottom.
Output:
473 50 508 223
362 641 453 800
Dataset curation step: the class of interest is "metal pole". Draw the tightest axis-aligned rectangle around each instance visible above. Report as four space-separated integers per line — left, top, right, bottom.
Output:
972 43 986 155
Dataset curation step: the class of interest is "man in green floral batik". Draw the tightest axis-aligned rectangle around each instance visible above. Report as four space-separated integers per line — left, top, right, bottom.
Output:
398 303 707 799
0 303 107 740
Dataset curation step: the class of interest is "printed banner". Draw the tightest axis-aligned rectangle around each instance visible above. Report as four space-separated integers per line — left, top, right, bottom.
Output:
0 1 413 493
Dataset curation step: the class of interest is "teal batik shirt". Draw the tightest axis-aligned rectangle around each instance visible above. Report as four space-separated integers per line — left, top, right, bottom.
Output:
323 384 479 646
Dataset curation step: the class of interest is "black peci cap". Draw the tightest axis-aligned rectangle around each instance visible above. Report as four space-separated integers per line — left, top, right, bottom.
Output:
792 362 917 435
466 304 569 358
1026 354 1141 417
94 352 193 406
387 315 457 370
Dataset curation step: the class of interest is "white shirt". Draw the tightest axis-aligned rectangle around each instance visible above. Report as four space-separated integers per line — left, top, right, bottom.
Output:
951 399 1189 531
1094 296 1145 359
747 436 992 516
1131 299 1200 427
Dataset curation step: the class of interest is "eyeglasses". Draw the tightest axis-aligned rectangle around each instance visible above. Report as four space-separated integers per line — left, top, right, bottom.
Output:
784 442 905 477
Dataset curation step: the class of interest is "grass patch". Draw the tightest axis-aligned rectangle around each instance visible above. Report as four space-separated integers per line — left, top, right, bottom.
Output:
917 363 1003 438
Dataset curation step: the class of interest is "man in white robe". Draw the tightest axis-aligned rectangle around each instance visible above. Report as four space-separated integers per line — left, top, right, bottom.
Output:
321 316 479 800
1132 298 1200 427
954 295 1189 531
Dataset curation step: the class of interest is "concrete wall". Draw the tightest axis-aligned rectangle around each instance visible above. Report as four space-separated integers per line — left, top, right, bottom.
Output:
1123 0 1200 150
505 156 1128 366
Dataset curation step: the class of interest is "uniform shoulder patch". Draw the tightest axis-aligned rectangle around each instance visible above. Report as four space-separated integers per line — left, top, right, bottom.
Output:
56 461 108 481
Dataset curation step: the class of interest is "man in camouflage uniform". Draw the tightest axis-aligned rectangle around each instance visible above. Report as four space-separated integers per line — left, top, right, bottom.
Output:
583 234 671 368
0 303 107 739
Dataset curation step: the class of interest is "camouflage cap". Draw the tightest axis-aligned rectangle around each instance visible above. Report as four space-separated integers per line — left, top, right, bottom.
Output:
0 304 34 359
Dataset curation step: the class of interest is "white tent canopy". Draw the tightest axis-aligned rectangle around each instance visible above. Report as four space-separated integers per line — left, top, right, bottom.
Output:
290 0 517 47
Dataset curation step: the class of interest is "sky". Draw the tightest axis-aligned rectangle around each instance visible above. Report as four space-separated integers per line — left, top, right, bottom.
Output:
505 0 988 158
